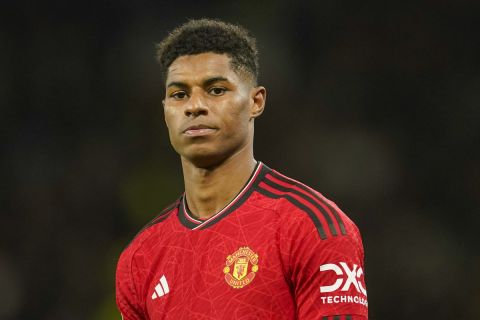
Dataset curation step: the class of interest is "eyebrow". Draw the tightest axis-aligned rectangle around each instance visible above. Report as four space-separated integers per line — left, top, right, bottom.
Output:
166 81 188 89
166 76 230 89
203 76 229 87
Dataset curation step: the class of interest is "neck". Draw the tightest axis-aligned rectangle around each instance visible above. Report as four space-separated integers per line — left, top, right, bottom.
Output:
181 146 257 219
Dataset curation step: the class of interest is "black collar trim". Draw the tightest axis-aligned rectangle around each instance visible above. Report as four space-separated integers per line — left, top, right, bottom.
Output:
177 162 270 230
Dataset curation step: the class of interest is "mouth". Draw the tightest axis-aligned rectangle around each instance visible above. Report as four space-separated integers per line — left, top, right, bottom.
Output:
183 124 217 137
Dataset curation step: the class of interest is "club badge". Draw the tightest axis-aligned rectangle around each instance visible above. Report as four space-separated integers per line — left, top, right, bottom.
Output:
223 247 259 289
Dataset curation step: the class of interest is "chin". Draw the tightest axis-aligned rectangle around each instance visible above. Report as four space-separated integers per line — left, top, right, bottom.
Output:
185 155 225 169
180 147 230 169
176 138 249 169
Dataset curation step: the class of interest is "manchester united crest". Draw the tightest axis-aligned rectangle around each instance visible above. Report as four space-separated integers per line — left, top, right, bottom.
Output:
223 247 259 289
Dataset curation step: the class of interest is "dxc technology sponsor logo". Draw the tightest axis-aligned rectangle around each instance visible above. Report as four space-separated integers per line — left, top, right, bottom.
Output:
319 262 368 307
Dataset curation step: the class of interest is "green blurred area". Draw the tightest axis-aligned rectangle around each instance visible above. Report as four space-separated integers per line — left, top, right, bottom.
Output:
120 157 183 228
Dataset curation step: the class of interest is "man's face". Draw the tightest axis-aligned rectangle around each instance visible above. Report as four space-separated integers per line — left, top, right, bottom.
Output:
163 52 265 167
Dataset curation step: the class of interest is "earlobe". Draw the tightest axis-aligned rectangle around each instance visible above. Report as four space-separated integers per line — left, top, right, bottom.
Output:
250 86 266 119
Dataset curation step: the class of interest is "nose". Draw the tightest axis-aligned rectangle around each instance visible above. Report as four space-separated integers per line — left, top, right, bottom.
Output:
185 91 208 117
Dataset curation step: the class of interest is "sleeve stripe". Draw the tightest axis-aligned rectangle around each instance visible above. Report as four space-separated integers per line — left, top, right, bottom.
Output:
269 171 347 235
321 316 352 320
138 199 179 232
123 199 179 249
144 199 179 228
256 185 327 240
263 176 339 237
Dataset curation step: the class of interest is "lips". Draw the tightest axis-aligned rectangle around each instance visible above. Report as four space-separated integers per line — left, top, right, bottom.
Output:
183 124 217 137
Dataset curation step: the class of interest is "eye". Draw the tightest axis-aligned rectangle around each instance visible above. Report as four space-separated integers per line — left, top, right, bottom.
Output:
170 91 188 100
208 87 227 96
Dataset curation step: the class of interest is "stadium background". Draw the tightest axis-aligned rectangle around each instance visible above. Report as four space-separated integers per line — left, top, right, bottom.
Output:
1 1 479 319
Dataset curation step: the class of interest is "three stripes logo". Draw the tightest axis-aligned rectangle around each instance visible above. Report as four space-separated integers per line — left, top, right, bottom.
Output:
255 169 347 240
151 275 170 300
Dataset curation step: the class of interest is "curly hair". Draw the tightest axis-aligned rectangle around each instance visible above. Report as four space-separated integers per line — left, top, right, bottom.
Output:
156 19 259 83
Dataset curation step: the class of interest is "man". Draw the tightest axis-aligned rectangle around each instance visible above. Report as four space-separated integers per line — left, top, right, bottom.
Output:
116 19 368 320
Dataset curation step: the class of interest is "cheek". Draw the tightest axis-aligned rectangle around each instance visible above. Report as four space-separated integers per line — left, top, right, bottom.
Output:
222 101 251 133
164 110 181 145
228 95 251 117
164 108 179 129
237 99 253 123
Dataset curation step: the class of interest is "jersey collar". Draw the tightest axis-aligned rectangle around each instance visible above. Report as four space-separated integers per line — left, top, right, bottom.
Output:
178 161 269 230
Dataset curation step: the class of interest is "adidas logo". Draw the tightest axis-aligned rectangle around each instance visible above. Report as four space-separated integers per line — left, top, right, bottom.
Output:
151 275 170 299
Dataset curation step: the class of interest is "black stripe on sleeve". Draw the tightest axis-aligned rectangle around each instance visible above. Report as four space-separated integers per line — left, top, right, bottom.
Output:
333 316 340 320
270 171 347 235
263 177 338 237
345 315 352 320
256 186 327 240
322 317 328 320
144 200 179 228
124 199 179 249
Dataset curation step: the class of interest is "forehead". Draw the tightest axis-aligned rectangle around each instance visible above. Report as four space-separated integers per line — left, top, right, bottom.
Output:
166 52 241 84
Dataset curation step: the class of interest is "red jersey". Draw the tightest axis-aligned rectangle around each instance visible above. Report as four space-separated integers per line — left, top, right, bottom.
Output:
116 162 368 319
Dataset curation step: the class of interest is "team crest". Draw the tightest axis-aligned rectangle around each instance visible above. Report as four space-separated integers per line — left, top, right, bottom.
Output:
223 247 259 289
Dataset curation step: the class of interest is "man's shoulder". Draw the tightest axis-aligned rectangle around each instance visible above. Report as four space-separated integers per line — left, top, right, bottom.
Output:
120 198 180 258
257 166 359 241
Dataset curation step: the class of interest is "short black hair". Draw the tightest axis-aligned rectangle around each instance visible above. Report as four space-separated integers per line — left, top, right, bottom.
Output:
156 19 259 83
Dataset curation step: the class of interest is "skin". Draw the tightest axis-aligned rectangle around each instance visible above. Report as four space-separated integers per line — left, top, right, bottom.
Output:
163 52 266 219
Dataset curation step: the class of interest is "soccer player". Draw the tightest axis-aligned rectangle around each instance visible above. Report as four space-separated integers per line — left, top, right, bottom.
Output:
116 19 368 320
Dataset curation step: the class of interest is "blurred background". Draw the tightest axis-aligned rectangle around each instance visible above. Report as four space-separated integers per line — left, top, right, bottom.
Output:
1 0 479 319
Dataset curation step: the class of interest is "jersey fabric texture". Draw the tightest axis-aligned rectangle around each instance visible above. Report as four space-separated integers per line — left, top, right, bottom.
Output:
116 162 368 320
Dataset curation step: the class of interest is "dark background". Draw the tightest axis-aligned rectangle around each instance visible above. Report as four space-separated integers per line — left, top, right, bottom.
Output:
1 1 479 319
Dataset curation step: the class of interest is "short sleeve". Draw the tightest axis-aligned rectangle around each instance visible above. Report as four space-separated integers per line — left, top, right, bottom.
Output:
280 202 368 320
116 249 145 320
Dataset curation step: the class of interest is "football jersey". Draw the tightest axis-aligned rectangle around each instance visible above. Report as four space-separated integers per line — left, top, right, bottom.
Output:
116 162 368 319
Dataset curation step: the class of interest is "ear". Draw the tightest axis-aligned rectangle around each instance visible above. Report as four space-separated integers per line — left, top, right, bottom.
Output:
250 86 266 119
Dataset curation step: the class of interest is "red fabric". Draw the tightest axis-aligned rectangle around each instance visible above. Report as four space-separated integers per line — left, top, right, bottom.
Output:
116 163 368 319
